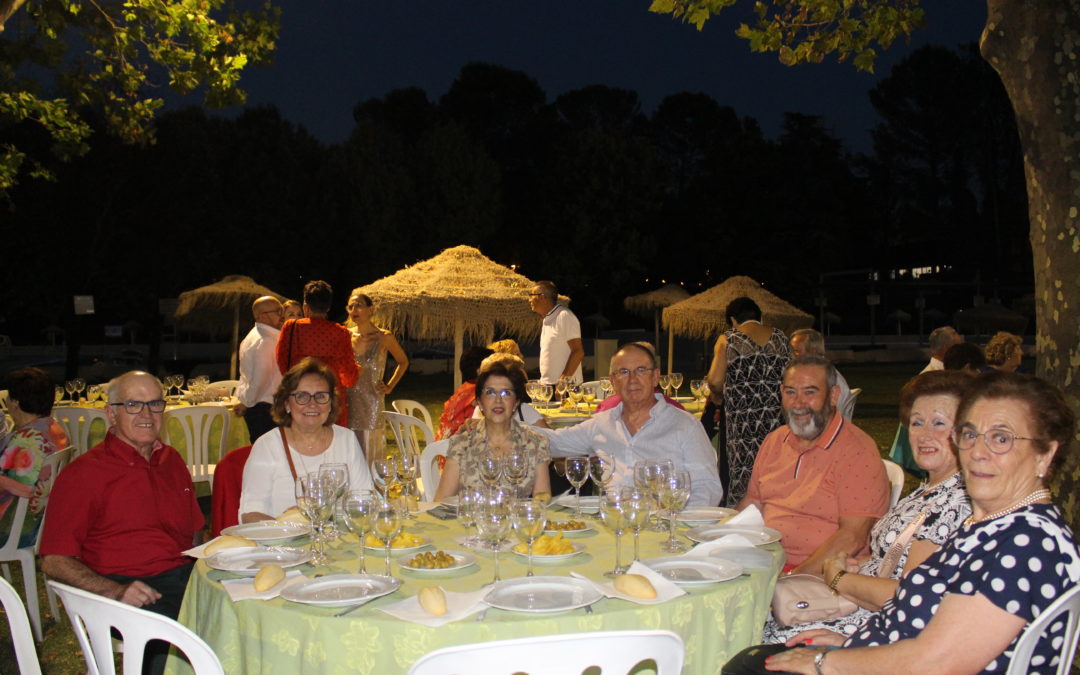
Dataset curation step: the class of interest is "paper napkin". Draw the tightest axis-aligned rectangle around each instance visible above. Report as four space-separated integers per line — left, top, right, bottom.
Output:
221 571 306 601
378 587 489 626
570 561 685 605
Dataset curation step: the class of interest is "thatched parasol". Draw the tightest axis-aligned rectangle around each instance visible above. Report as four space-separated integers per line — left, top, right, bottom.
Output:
174 275 287 378
661 276 813 371
351 245 552 388
624 284 691 361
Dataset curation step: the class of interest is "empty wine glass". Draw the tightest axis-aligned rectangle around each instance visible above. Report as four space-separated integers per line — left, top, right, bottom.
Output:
658 373 671 397
554 379 568 404
599 377 614 399
669 372 683 397
72 378 86 403
540 384 553 404
477 450 502 487
319 463 350 539
625 488 653 562
589 455 613 492
397 453 419 515
342 490 376 572
295 473 333 566
458 485 483 549
173 375 187 397
510 499 544 577
689 379 704 401
371 497 404 577
564 456 589 519
658 471 692 553
600 489 629 577
525 380 540 401
64 381 75 403
635 460 673 531
54 386 63 405
371 456 395 496
503 451 529 497
475 496 510 583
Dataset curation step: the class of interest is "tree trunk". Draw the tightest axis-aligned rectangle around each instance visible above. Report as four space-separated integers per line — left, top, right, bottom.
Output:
981 0 1080 528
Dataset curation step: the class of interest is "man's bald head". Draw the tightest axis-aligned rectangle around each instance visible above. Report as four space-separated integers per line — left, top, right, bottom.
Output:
252 296 284 328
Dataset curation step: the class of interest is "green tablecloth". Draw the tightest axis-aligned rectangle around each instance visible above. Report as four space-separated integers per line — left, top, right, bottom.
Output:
169 512 784 674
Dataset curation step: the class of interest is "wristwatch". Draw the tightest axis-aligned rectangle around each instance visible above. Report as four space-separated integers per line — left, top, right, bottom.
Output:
813 649 828 675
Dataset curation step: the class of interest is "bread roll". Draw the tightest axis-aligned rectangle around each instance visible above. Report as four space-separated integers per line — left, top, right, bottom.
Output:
418 586 447 616
253 565 285 592
205 535 256 555
614 573 657 599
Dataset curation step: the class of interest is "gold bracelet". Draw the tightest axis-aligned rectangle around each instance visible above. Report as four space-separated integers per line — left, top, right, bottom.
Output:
827 570 847 594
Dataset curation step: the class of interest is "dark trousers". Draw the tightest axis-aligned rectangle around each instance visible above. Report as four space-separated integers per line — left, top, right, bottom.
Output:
244 402 275 442
106 563 194 675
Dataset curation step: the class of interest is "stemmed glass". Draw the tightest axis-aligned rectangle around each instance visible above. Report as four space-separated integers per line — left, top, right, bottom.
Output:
600 489 629 577
658 471 692 553
599 377 614 399
540 384 553 404
295 473 333 566
635 460 673 531
658 373 671 397
554 378 568 404
589 456 613 509
669 372 683 398
54 386 63 405
397 453 419 515
371 455 395 497
625 488 653 563
690 379 704 401
525 380 541 402
342 490 376 572
503 451 529 497
564 457 589 518
371 497 404 577
510 499 545 577
172 375 186 397
474 494 510 583
477 450 502 487
73 378 86 403
64 381 75 403
458 485 483 549
319 463 350 539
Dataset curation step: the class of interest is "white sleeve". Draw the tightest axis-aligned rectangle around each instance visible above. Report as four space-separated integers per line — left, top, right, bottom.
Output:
239 434 282 517
520 403 543 425
537 418 597 458
558 308 581 342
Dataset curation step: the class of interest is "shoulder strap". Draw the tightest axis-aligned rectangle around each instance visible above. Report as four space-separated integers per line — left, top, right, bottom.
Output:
279 427 298 481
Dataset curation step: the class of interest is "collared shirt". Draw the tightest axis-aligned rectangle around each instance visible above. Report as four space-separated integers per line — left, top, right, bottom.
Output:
448 418 550 494
541 394 724 507
746 410 889 566
539 305 582 385
236 322 283 408
920 357 945 374
40 430 203 577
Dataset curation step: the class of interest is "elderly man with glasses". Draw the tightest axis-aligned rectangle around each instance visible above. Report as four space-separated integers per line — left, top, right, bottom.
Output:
540 343 723 506
41 371 202 672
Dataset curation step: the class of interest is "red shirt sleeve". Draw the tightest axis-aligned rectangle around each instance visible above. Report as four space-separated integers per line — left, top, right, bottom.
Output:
39 461 92 558
330 326 359 388
275 319 295 374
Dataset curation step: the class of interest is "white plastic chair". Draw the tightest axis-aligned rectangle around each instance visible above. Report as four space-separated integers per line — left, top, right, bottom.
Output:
48 580 225 675
407 629 685 675
0 575 42 674
52 406 109 459
1006 583 1080 675
391 399 435 437
0 447 70 642
163 405 229 488
841 387 862 420
580 380 604 398
207 380 240 397
418 439 449 501
882 459 904 508
385 410 433 457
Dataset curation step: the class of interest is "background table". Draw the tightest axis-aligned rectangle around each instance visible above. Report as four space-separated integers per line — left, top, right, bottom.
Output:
169 510 784 674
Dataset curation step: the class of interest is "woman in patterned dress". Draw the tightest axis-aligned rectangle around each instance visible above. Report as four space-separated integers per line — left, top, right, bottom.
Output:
763 370 973 643
706 297 791 506
343 291 409 458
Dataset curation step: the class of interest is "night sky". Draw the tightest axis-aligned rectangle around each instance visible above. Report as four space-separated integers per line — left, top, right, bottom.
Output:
228 1 988 153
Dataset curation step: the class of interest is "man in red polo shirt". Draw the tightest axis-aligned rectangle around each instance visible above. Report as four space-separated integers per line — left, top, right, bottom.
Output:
41 371 202 634
739 355 889 575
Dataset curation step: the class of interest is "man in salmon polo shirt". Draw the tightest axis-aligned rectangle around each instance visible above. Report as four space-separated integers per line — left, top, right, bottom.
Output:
738 355 889 575
41 371 203 673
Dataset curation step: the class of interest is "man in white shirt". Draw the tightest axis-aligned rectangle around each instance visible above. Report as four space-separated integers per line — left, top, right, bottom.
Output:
235 296 284 441
541 343 723 507
921 326 962 373
529 280 584 385
790 328 853 418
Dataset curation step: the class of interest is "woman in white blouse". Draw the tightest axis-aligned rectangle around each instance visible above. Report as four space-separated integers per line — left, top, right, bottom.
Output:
239 357 373 522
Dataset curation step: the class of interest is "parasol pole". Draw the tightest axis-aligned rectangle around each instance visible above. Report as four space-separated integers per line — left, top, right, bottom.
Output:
453 317 464 389
667 330 675 376
230 305 240 379
653 308 660 361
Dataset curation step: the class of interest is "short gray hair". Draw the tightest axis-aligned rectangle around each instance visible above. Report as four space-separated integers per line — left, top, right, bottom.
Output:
107 371 165 404
784 354 838 389
929 326 960 354
609 342 658 373
790 329 826 355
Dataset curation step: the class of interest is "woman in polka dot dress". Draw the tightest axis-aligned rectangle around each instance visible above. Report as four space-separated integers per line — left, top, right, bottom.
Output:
728 371 1079 675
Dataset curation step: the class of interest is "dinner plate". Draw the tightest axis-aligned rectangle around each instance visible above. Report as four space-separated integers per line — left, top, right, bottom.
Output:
221 521 311 543
676 506 738 525
543 523 594 537
205 547 313 576
397 550 477 574
484 576 602 613
364 535 431 554
553 495 600 514
512 542 584 563
685 524 782 546
280 573 401 608
642 556 744 585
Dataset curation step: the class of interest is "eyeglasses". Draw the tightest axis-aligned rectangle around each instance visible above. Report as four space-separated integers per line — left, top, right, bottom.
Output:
527 292 545 298
258 308 283 316
290 391 332 405
611 366 654 380
480 388 516 399
109 400 167 414
953 425 1044 455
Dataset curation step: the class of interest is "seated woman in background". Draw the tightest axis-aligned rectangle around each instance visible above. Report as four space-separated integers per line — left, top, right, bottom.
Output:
239 357 372 522
0 367 69 547
436 346 493 440
763 369 972 643
984 330 1024 372
435 360 550 500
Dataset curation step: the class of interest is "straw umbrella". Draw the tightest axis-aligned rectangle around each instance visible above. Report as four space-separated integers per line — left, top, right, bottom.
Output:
661 275 813 371
174 275 287 378
351 245 551 388
624 284 690 367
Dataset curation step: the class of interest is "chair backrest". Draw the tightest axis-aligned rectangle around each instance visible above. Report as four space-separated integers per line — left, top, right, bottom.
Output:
841 387 862 420
882 459 904 508
48 580 224 675
211 445 253 536
52 407 109 459
407 629 685 675
384 410 433 458
0 447 71 557
418 439 449 501
0 575 42 675
1006 583 1080 675
391 399 434 436
207 380 240 397
163 405 229 484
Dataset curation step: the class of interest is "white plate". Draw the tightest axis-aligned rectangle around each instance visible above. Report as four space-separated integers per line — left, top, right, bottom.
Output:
676 507 737 525
543 523 594 537
512 542 584 563
553 495 600 514
686 525 782 546
484 576 602 613
205 547 313 576
220 521 310 543
280 573 401 607
398 550 477 574
364 535 431 554
440 496 460 508
642 556 744 585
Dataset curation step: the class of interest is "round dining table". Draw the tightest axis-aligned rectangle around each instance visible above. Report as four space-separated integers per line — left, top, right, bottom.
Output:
166 509 785 674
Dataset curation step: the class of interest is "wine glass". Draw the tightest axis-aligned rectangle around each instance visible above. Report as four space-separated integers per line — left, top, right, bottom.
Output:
689 379 704 401
295 473 333 566
474 496 510 583
554 378 568 404
658 471 692 553
525 380 540 402
319 463 350 539
625 487 653 562
658 373 671 397
477 450 502 487
397 453 419 515
581 388 597 412
600 489 629 577
54 386 63 405
371 456 395 496
564 457 589 519
371 497 404 577
670 372 683 398
599 377 614 399
589 455 613 494
635 460 673 531
72 378 86 403
540 384 553 404
173 375 187 397
64 381 75 403
342 490 376 572
510 499 544 577
458 485 482 549
503 451 529 497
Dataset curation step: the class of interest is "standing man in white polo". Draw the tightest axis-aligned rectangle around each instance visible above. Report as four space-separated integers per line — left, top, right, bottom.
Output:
529 280 584 385
235 295 284 442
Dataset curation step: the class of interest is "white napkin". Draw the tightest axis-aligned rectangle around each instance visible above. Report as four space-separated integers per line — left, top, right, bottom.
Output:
725 504 765 527
570 562 685 605
683 534 775 568
415 502 439 513
221 571 306 601
378 587 489 626
684 533 759 557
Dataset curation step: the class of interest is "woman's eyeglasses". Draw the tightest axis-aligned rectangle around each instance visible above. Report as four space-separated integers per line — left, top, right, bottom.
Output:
290 391 332 405
953 425 1044 455
480 388 516 400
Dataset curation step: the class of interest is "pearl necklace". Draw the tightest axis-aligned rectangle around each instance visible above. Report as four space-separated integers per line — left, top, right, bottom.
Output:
964 488 1052 526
